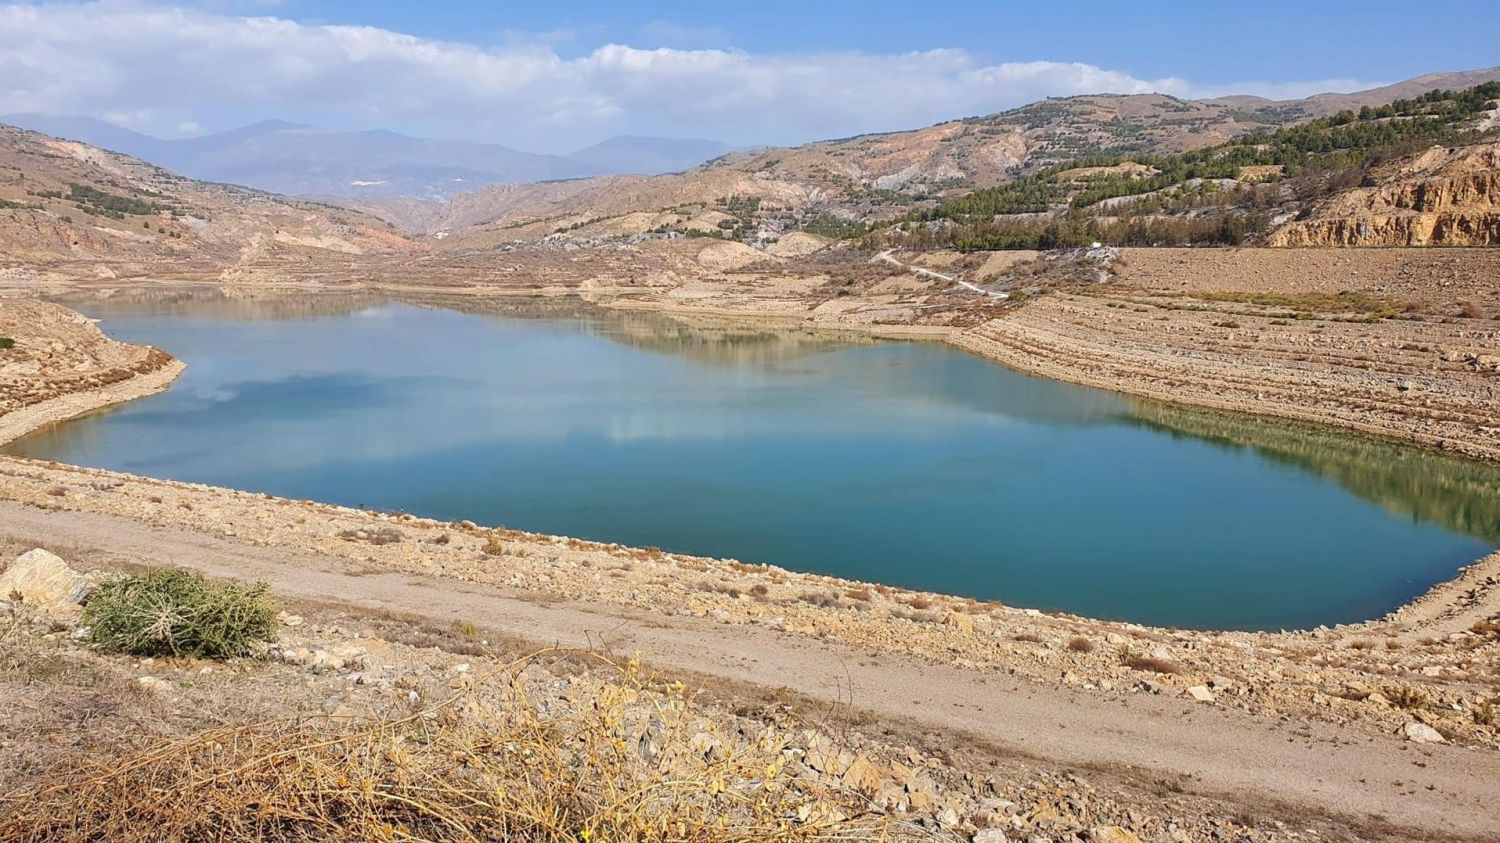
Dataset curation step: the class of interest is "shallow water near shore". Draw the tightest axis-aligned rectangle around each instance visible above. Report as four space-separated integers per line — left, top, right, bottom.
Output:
10 295 1499 630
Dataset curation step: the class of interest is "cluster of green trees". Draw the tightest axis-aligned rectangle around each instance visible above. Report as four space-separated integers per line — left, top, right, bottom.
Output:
883 82 1498 251
715 194 762 241
65 183 161 219
799 212 871 239
877 210 1270 251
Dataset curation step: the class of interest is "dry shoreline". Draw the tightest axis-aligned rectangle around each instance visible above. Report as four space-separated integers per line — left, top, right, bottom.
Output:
0 357 184 447
2 284 1496 638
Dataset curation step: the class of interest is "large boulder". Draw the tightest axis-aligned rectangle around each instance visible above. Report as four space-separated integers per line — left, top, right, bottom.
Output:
0 548 90 613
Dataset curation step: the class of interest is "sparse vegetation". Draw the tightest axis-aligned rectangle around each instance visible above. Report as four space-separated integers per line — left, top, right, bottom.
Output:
65 182 161 219
83 569 277 659
883 82 1500 250
1382 685 1431 711
1121 653 1182 674
0 655 886 842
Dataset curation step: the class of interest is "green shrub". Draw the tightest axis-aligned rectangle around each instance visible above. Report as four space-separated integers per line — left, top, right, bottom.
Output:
0 337 14 350
83 569 277 659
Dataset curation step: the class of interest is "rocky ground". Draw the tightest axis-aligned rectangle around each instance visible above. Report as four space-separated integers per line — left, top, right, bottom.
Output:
0 542 1470 842
0 296 184 442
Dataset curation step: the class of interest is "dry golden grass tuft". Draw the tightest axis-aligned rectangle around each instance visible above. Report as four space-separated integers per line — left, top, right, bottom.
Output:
1122 655 1181 675
1383 685 1431 711
0 651 893 843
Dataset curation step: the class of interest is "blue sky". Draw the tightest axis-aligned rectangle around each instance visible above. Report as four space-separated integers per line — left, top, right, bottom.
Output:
2 0 1496 152
260 0 1500 85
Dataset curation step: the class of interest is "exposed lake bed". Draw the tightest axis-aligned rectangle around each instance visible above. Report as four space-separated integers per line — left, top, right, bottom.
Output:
8 292 1498 631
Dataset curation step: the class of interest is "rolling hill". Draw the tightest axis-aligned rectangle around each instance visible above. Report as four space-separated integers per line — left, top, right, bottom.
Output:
403 67 1500 247
0 123 418 277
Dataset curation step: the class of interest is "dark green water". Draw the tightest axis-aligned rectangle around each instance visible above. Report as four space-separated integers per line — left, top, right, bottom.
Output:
10 295 1499 630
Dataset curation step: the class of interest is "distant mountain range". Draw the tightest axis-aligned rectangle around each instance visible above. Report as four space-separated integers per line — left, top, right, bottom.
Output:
0 115 733 199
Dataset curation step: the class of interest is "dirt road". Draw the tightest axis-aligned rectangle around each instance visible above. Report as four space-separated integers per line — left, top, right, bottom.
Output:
4 500 1496 840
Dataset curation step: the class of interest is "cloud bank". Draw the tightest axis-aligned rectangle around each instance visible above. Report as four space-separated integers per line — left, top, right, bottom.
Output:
0 1 1378 150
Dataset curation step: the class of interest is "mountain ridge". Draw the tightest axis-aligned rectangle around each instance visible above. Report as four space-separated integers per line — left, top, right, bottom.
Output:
408 66 1500 244
0 116 737 200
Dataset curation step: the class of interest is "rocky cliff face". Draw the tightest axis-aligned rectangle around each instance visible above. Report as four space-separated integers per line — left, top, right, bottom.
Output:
1270 141 1500 246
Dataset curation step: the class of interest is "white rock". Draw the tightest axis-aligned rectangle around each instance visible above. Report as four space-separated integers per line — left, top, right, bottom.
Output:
1186 685 1215 703
0 549 90 613
1403 722 1446 744
136 676 174 695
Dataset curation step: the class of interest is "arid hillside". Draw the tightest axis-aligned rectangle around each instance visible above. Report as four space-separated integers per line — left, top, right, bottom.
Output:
1270 140 1500 245
364 68 1500 244
0 125 421 282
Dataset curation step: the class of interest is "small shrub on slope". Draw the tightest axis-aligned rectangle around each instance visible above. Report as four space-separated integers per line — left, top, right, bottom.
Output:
83 569 277 659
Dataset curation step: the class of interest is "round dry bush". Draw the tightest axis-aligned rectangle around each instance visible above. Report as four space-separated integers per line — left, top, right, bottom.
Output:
83 569 277 659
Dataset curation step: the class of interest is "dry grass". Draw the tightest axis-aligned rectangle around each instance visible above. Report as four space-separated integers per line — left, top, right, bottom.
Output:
1122 655 1181 675
1066 637 1095 654
1475 698 1497 727
0 651 892 843
1470 618 1500 640
797 591 842 610
481 535 507 557
1383 685 1431 711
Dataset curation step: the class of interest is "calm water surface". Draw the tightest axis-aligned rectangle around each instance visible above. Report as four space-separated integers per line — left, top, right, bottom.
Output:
10 295 1499 630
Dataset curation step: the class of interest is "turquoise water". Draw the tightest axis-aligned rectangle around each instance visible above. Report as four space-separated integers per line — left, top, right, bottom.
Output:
9 296 1498 630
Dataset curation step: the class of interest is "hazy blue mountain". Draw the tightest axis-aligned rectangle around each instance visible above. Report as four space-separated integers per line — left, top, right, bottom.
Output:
0 113 171 162
567 136 735 175
0 115 735 198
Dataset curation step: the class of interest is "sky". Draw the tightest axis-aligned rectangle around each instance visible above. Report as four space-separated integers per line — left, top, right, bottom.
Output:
2 0 1496 153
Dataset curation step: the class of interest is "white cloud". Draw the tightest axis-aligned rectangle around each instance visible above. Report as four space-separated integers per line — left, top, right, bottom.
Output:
0 2 1384 150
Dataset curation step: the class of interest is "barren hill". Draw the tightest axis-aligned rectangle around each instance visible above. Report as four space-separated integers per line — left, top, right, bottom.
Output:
0 124 419 280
